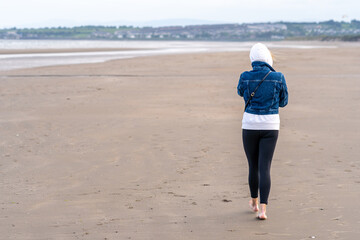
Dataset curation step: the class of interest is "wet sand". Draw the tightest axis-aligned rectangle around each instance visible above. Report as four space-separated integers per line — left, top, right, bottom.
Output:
1 44 360 239
0 48 150 55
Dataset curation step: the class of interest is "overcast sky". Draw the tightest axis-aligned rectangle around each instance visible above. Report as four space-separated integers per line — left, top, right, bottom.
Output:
0 0 359 28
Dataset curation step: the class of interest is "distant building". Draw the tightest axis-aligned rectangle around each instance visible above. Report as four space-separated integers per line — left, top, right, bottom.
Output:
5 31 21 39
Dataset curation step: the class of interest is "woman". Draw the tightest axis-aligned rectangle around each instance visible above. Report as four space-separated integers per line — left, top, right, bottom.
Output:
237 43 288 220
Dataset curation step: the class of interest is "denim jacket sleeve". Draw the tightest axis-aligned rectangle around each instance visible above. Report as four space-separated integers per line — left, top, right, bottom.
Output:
237 74 244 97
279 74 288 107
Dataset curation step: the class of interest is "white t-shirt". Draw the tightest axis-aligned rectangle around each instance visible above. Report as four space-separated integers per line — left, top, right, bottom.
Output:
242 112 280 130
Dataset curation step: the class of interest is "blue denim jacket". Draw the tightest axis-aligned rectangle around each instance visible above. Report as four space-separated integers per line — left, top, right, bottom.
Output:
237 61 288 115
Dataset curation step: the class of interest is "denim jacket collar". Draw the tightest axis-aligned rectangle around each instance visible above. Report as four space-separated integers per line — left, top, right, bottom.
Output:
251 61 276 72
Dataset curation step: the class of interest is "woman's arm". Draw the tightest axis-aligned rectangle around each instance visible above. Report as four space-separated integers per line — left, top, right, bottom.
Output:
237 74 244 97
279 74 288 107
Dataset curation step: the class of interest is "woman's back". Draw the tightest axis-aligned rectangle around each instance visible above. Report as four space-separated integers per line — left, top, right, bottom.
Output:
238 61 288 115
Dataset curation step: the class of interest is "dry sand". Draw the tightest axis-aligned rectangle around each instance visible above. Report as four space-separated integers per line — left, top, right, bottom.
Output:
1 43 360 239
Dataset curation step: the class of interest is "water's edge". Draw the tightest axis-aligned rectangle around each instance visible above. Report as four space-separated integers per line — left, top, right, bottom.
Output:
0 40 337 71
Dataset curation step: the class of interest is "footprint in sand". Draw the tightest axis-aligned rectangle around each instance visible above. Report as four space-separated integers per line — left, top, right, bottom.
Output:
201 147 210 153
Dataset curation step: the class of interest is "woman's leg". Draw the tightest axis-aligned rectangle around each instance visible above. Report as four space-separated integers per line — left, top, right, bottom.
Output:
258 130 279 205
242 130 260 202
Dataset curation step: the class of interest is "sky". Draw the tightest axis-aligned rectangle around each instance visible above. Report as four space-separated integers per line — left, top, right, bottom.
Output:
0 0 359 28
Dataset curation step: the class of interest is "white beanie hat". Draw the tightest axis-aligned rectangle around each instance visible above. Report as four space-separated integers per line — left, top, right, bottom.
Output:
249 43 273 67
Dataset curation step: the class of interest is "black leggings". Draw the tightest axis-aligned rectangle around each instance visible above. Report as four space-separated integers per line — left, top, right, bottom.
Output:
242 129 278 205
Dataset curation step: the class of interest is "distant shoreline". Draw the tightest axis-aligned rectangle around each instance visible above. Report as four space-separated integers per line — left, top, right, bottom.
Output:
0 40 347 72
0 48 150 55
0 41 343 72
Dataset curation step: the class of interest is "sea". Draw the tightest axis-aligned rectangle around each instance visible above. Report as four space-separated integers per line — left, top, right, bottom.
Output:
0 40 336 71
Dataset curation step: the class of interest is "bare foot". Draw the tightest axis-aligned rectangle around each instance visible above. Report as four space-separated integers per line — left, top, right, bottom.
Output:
257 212 267 220
249 199 259 212
257 204 267 220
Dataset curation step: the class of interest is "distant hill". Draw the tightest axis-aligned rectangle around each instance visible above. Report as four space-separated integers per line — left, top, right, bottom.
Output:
103 19 227 27
1 20 360 41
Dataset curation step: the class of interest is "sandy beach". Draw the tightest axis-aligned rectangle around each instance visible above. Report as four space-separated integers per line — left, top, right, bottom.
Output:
1 43 360 239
